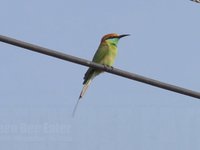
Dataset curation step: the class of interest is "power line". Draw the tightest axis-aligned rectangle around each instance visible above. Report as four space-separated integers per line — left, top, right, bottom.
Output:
0 35 200 99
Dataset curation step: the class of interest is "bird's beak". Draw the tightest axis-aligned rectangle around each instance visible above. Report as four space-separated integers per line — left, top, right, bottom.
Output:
118 34 130 39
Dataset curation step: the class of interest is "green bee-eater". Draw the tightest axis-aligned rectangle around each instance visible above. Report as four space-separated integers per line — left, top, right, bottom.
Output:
72 33 130 116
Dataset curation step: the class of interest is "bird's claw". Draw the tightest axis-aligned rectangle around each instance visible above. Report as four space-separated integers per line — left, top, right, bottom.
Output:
103 65 114 71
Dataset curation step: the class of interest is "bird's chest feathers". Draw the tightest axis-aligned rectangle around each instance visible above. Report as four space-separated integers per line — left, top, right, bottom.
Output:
105 38 118 57
107 44 117 57
101 44 117 66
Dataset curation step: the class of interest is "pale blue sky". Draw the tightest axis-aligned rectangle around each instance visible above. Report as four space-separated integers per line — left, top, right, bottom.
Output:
0 0 200 149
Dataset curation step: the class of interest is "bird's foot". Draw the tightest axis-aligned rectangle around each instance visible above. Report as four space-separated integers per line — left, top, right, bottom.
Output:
103 65 114 71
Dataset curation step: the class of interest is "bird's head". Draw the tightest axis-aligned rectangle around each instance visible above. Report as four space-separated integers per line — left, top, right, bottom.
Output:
101 33 130 46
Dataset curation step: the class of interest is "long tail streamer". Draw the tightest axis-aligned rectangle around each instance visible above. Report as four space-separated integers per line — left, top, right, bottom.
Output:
72 80 92 117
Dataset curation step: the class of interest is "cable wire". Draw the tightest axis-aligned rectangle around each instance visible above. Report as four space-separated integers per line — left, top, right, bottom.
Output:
0 35 200 99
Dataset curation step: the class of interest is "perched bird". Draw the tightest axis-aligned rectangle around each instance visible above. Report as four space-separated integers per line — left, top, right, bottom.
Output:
72 33 130 116
191 0 200 3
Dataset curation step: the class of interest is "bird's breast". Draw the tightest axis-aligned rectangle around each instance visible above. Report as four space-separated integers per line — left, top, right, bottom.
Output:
102 45 117 66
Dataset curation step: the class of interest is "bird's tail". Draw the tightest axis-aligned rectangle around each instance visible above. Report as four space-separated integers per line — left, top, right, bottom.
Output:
72 79 92 117
79 79 92 99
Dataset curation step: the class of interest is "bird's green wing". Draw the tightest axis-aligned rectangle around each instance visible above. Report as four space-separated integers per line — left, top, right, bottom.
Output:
92 43 108 63
83 43 108 84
